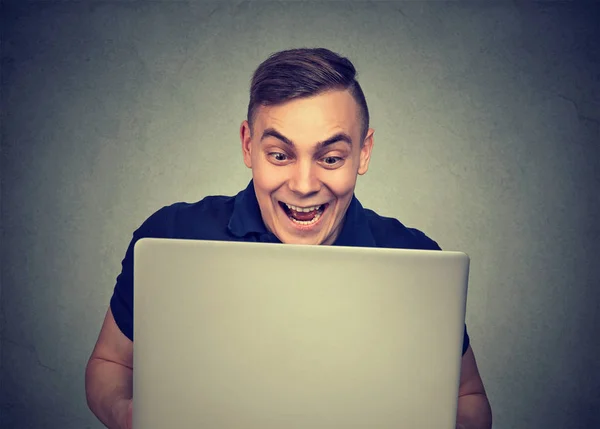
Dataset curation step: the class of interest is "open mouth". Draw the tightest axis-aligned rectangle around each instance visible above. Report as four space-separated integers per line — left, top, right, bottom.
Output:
279 201 329 226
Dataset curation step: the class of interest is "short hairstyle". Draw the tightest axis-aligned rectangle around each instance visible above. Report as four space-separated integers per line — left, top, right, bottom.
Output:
247 48 370 141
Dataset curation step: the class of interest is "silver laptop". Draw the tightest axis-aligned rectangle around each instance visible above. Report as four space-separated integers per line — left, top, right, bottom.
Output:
133 238 470 429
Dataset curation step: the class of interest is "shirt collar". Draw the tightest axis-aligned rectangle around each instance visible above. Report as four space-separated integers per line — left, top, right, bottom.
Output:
332 195 377 248
228 180 377 247
228 180 269 238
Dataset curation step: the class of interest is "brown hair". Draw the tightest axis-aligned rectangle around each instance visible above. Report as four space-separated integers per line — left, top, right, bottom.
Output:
247 48 370 141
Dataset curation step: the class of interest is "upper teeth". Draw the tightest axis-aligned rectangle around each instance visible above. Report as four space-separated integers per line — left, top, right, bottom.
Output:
285 203 322 212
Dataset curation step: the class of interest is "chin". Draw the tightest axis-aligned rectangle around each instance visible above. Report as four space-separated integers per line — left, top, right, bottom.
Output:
270 224 329 245
276 232 323 246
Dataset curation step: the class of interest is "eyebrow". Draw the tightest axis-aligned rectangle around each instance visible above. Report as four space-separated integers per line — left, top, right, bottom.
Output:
260 128 353 149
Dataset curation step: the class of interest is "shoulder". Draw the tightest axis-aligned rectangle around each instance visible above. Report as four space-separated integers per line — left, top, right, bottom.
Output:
363 208 441 250
135 194 236 239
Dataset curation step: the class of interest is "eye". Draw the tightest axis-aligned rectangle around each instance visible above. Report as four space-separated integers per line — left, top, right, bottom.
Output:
268 152 289 163
322 156 343 167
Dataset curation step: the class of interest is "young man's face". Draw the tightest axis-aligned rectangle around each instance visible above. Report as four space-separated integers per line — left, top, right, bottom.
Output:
240 89 374 245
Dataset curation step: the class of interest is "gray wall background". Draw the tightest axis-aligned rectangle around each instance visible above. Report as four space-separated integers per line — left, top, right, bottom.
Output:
1 1 599 428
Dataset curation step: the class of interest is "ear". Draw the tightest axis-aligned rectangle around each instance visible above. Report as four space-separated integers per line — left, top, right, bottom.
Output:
240 120 253 169
358 128 374 176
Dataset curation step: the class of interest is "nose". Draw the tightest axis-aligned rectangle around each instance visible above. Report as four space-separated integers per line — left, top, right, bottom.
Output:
288 160 321 196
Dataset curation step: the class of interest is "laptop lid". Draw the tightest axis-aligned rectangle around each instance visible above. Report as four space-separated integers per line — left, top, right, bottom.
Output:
133 238 469 429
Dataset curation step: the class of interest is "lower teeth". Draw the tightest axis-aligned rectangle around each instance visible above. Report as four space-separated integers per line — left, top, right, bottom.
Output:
290 211 322 225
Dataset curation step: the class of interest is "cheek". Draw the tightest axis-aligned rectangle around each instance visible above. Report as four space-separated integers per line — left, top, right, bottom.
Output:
252 160 286 191
323 168 359 198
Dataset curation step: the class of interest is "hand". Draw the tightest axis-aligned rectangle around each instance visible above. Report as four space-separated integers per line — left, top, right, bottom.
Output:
114 398 133 429
125 400 133 429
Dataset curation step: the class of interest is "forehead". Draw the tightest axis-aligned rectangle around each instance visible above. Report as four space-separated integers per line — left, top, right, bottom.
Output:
255 90 361 141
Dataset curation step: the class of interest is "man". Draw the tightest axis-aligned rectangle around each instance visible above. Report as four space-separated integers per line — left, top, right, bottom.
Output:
85 48 492 429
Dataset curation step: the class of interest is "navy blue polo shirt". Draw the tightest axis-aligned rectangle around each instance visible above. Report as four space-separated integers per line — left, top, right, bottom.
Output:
111 180 470 354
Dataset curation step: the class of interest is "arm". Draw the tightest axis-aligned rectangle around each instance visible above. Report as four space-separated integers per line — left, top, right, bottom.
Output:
455 345 492 429
85 307 134 429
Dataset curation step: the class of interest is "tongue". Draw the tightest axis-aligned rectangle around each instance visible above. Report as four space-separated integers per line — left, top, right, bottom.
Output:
290 209 317 221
